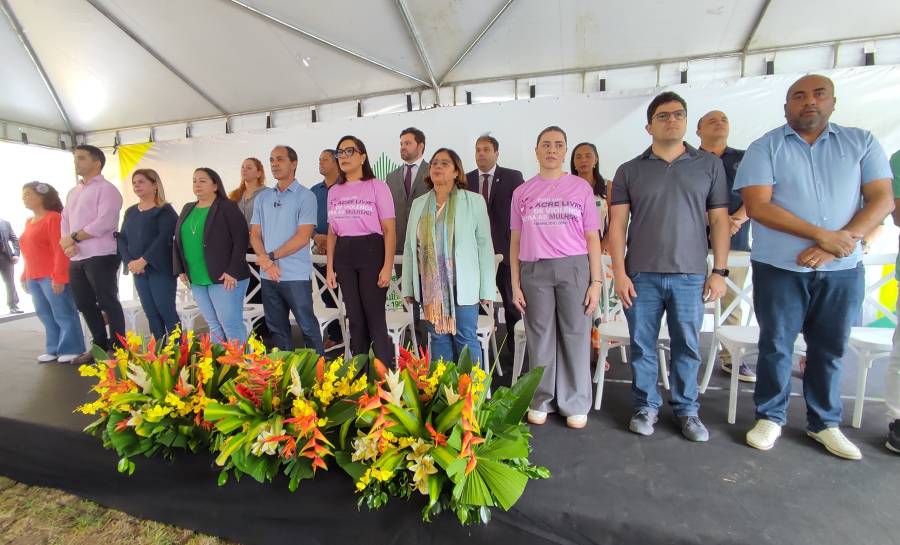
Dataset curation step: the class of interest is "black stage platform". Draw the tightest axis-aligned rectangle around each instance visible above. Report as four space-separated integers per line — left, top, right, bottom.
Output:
1 317 898 545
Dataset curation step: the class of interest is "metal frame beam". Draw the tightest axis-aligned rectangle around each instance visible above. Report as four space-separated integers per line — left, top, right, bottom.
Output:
394 0 441 104
85 0 228 115
226 0 429 87
0 0 76 136
439 0 516 85
741 0 773 76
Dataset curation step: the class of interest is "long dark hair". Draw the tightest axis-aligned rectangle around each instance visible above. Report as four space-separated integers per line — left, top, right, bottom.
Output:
22 181 63 213
335 135 376 183
424 148 467 190
194 167 227 200
570 142 607 198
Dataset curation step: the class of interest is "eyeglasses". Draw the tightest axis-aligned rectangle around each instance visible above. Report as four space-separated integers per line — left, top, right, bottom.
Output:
335 148 361 158
653 110 687 122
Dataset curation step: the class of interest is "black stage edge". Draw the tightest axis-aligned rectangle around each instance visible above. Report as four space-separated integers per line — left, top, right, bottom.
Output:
2 348 899 545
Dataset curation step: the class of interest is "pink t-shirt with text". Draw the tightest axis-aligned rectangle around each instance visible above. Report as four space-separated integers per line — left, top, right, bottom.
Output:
510 173 600 262
327 178 395 237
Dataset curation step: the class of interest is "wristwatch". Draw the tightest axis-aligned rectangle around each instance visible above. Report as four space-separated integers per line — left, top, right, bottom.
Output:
70 232 79 243
711 268 730 277
268 251 276 261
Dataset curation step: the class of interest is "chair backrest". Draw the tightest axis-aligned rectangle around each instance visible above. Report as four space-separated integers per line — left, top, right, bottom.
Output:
860 252 898 326
244 253 262 305
710 253 755 327
599 255 623 321
310 254 344 314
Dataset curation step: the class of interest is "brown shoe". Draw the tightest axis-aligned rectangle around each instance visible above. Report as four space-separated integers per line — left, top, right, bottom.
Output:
71 351 95 365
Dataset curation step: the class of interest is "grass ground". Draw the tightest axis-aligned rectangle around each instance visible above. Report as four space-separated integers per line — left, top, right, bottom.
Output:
0 477 235 545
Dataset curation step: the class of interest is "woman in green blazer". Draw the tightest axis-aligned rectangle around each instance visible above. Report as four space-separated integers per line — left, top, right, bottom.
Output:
402 148 495 367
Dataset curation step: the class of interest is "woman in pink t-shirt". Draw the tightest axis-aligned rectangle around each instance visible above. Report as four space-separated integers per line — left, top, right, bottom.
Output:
326 136 396 364
510 126 603 429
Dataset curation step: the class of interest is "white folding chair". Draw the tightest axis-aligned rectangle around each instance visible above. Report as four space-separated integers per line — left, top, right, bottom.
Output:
848 252 898 428
387 255 418 362
474 255 504 377
242 254 266 334
310 254 350 359
593 255 671 410
699 253 755 393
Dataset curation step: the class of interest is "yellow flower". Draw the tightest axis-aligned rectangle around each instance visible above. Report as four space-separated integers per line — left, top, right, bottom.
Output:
144 404 172 423
75 400 105 415
350 434 380 462
317 417 328 427
397 436 416 449
408 454 437 495
197 357 214 384
165 392 185 410
406 438 431 464
78 364 101 378
246 335 266 356
381 430 397 443
291 397 316 419
271 396 281 408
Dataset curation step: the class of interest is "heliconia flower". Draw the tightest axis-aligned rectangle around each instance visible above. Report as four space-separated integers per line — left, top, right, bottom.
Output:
458 374 471 397
372 357 389 380
465 454 478 476
459 430 485 458
356 391 381 412
174 367 195 397
425 422 448 447
315 356 325 384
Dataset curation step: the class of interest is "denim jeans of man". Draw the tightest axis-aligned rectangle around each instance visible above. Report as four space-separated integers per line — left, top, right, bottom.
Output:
426 303 481 368
261 279 324 353
624 272 705 417
191 279 249 345
28 278 86 356
752 261 864 432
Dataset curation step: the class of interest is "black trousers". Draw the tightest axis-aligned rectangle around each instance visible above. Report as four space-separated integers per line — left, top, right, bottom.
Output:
496 261 521 329
0 256 18 309
334 234 393 364
69 254 125 351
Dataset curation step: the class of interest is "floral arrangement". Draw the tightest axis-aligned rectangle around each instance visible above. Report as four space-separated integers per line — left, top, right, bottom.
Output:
77 332 549 525
77 328 237 475
336 347 549 525
203 348 368 491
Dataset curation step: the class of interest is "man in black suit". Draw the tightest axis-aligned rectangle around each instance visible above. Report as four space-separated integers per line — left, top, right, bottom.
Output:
0 218 22 314
465 134 525 331
385 127 430 254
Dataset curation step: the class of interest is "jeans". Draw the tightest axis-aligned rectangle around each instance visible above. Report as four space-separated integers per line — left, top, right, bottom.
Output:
69 254 126 350
192 279 249 345
28 278 86 356
261 279 324 353
426 303 481 368
133 269 179 340
624 272 705 417
752 261 864 432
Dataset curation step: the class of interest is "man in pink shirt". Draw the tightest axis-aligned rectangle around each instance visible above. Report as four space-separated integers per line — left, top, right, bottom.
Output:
61 145 125 364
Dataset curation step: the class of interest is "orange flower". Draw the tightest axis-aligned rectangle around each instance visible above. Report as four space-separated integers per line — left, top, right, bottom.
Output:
458 374 471 397
315 356 325 384
425 422 447 446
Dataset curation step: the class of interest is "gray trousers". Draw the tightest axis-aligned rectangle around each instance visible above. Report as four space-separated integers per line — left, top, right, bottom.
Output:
521 255 592 416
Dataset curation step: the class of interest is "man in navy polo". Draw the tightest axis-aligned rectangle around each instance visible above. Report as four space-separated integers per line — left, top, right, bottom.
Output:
736 74 894 460
250 145 324 353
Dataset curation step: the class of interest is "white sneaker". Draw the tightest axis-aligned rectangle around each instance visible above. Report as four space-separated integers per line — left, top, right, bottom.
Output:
807 427 862 460
57 354 79 364
37 353 57 363
566 414 588 429
527 410 547 425
746 419 782 451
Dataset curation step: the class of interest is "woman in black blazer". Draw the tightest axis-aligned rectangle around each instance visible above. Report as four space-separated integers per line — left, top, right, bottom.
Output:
173 167 251 344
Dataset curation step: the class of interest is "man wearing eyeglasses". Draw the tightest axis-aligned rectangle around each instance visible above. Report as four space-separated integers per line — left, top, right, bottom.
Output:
608 91 731 442
250 145 324 354
736 75 894 460
386 127 430 254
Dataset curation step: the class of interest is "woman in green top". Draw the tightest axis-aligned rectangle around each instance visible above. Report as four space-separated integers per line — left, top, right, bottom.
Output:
173 168 251 344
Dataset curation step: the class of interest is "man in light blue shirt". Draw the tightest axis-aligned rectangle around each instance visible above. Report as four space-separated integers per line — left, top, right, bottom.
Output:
250 145 324 353
735 74 894 460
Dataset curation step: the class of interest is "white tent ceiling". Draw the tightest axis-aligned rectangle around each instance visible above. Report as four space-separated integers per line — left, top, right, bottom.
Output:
2 0 900 136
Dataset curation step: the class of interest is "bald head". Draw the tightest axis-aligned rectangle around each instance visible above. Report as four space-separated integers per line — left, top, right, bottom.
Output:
696 110 730 150
784 74 836 135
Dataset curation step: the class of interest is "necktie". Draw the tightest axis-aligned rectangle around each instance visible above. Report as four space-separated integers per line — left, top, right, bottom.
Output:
481 173 490 202
404 164 413 197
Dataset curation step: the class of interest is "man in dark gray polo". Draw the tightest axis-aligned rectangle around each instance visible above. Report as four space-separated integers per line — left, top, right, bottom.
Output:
608 91 731 442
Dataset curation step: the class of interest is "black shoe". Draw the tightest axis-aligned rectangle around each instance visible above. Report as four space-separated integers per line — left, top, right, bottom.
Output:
71 351 95 365
887 420 900 454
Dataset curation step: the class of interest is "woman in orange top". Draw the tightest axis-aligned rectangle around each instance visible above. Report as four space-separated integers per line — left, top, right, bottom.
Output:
19 182 85 363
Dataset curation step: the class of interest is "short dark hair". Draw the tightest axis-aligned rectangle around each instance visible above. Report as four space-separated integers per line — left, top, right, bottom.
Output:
194 167 227 200
476 134 499 152
535 125 567 147
424 148 467 190
647 91 687 124
274 145 298 163
22 181 63 213
570 142 607 198
335 135 376 183
75 144 106 170
400 127 426 147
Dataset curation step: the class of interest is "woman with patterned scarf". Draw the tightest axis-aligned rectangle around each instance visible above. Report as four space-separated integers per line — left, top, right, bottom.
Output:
401 148 495 369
